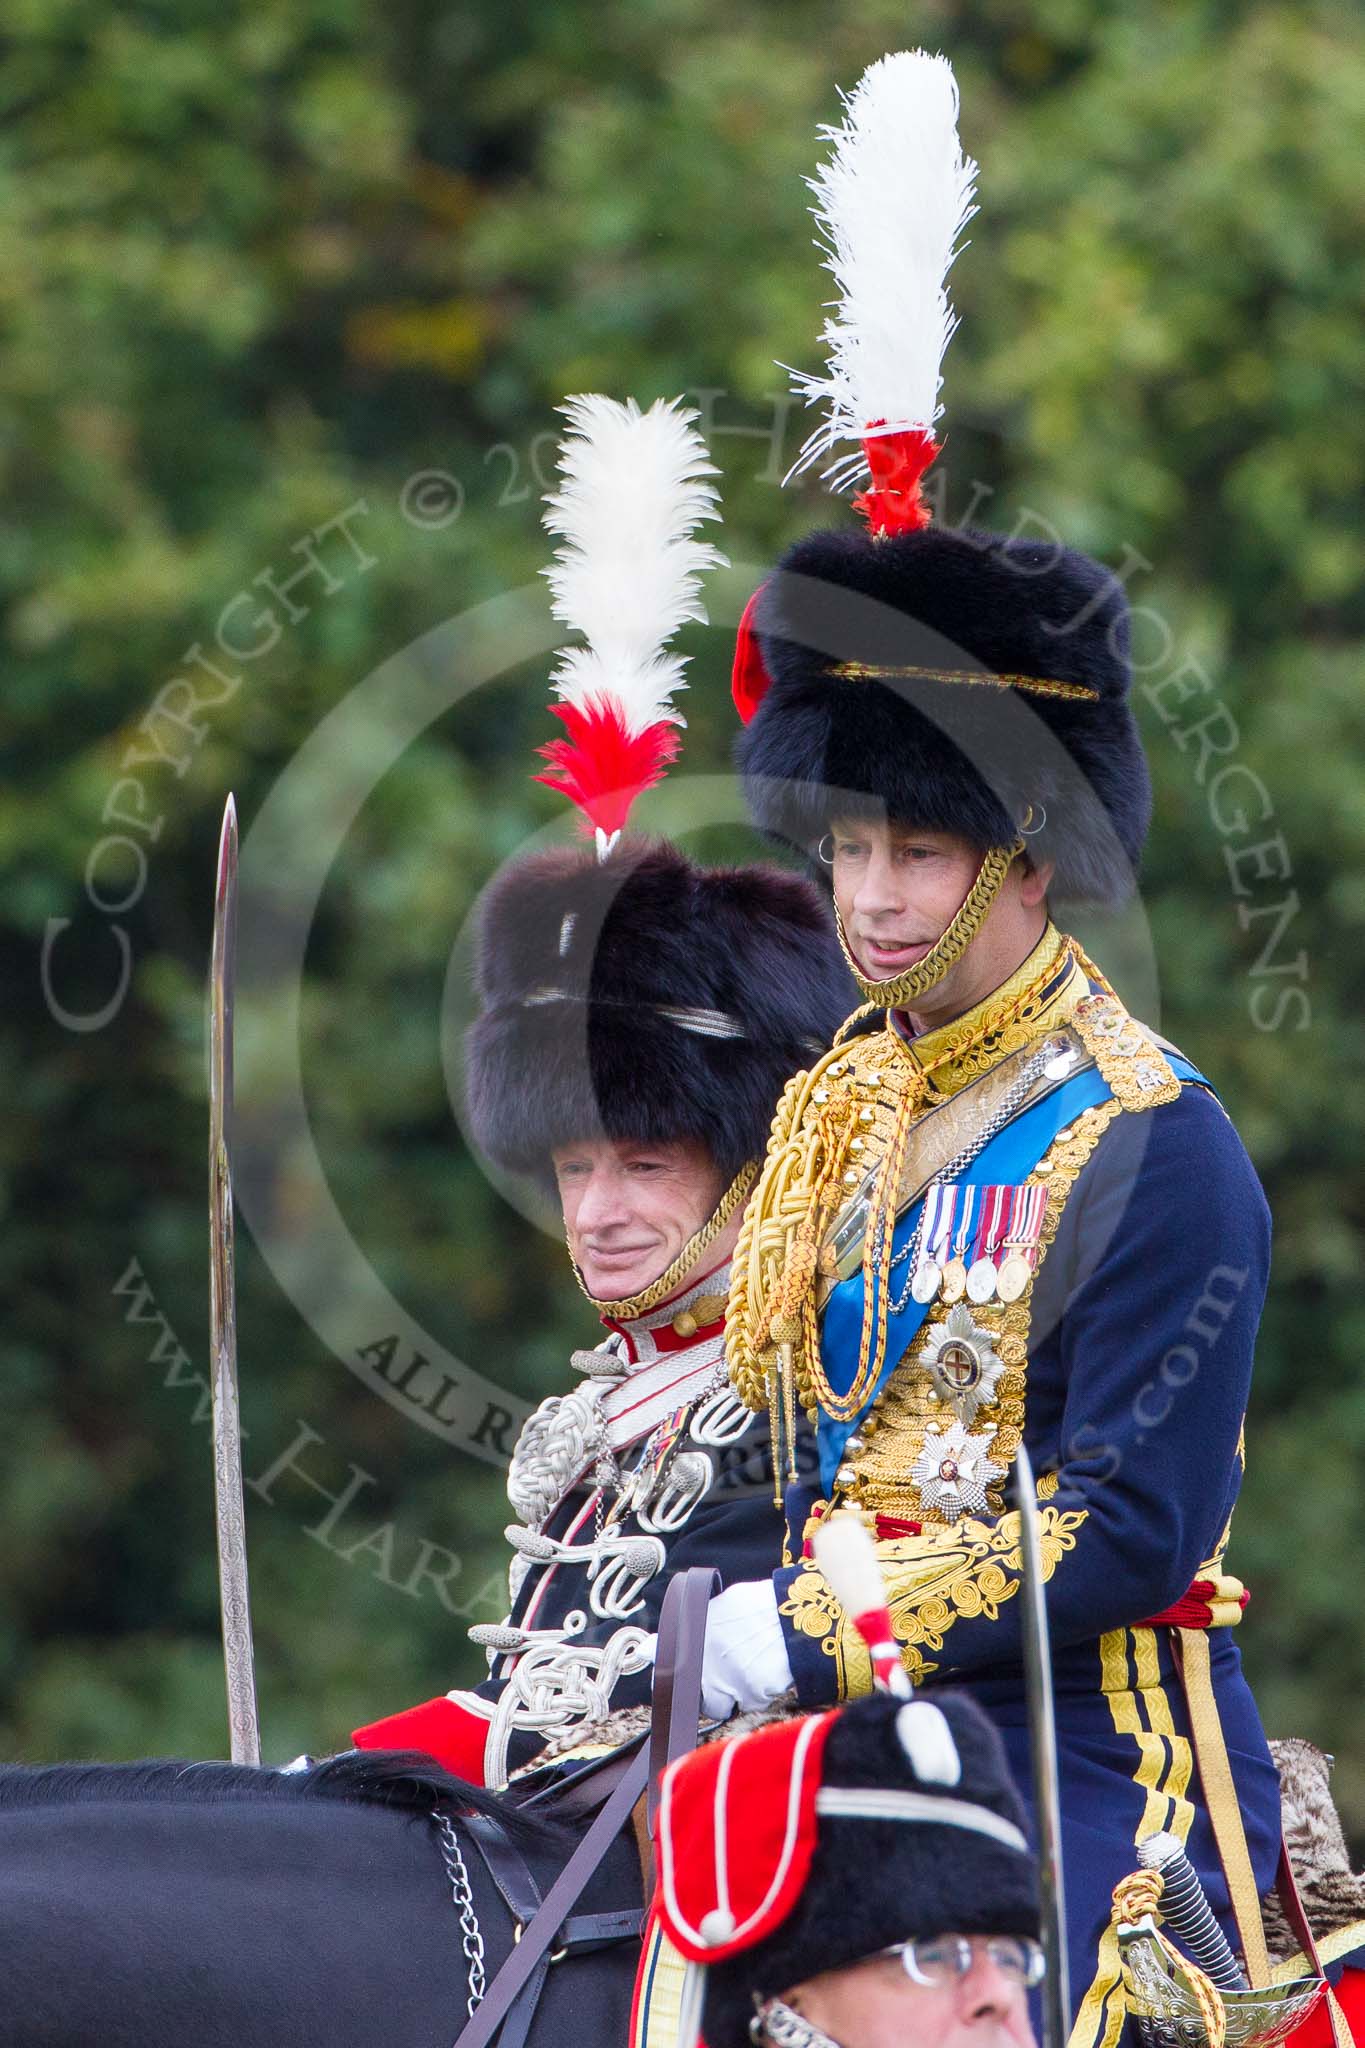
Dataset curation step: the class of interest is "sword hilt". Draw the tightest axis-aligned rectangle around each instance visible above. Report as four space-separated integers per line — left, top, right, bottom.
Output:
1138 1831 1248 1991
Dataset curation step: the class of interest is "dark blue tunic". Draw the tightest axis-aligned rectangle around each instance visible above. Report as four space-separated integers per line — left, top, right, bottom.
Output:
772 1073 1282 2041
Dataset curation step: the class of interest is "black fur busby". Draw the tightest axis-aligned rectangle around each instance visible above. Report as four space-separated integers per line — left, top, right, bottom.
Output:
465 840 855 1180
738 522 1152 905
701 1691 1039 2048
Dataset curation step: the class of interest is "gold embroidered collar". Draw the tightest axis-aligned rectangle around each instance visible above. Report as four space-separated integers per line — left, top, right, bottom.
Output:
889 925 1085 1099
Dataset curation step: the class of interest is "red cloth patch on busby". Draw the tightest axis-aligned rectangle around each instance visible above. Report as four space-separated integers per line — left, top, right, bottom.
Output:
731 586 774 725
656 1710 838 1965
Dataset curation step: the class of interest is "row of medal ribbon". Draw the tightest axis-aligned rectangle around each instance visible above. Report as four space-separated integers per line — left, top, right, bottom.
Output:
908 1181 1049 1307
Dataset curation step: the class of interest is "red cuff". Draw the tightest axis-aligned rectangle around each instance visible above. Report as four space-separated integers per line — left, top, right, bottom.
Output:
1136 1579 1251 1631
352 1694 491 1786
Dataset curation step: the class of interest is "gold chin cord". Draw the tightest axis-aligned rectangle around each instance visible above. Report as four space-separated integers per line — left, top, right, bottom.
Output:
835 838 1025 1009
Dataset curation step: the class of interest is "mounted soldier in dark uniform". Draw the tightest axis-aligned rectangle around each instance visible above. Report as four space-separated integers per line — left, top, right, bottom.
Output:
353 393 852 1787
695 49 1365 2047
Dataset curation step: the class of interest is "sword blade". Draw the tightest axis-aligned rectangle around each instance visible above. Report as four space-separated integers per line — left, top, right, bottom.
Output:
1012 1442 1069 2048
209 793 261 1765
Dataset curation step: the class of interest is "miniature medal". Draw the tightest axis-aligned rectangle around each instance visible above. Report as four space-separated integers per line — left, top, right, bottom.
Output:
911 1260 942 1304
909 1182 954 1306
941 1184 975 1303
966 1184 1013 1303
994 1185 1048 1304
995 1253 1032 1303
966 1256 997 1304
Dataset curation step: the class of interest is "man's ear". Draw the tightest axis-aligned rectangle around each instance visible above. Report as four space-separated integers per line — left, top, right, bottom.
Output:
1018 853 1054 909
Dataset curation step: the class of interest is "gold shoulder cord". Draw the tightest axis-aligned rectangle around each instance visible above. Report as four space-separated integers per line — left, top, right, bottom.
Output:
726 1045 905 1499
728 838 1027 1474
728 929 1183 1504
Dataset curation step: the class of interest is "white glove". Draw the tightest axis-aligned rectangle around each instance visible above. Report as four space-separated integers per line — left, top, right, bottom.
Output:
701 1579 795 1722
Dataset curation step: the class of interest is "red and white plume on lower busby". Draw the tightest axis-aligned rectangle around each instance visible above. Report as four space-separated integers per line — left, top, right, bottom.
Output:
535 394 724 855
787 49 977 535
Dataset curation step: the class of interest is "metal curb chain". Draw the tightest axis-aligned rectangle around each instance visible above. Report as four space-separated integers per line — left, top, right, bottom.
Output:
750 1996 843 2048
883 1037 1071 1316
433 1808 487 2020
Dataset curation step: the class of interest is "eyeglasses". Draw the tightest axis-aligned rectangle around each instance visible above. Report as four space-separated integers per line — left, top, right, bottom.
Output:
879 1935 1046 1989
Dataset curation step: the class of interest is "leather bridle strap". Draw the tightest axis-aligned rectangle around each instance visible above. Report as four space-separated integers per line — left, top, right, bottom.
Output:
457 1567 718 2048
1274 1843 1352 2048
649 1566 721 1837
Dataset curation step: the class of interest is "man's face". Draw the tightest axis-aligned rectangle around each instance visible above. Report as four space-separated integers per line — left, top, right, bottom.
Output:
782 1937 1037 2048
828 816 1050 1021
829 817 989 983
552 1136 728 1301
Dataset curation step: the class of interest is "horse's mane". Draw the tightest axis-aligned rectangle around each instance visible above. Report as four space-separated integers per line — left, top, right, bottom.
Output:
0 1749 551 1841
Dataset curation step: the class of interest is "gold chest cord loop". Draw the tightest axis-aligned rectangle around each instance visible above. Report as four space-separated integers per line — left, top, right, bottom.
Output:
726 930 1077 1456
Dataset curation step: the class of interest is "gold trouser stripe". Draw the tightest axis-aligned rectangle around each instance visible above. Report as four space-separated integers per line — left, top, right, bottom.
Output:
1069 1630 1195 2048
1131 1626 1196 1824
1178 1627 1271 1989
632 1918 689 2048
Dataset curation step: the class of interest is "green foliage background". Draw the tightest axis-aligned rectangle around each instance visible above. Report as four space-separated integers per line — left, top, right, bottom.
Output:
3 1 1363 1837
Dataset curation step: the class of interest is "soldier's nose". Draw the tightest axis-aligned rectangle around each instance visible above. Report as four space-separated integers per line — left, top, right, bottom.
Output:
575 1171 634 1232
851 845 905 918
959 1953 1021 2024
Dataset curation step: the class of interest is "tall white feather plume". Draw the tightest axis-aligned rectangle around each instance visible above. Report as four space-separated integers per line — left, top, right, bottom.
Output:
787 50 978 492
542 394 725 731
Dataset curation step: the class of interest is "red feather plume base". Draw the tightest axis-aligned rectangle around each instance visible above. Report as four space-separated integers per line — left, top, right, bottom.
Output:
535 697 682 839
730 427 943 727
852 424 940 535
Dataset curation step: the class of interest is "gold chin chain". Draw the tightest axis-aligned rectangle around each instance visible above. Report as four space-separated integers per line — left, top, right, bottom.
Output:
569 1160 758 1319
836 839 1025 1008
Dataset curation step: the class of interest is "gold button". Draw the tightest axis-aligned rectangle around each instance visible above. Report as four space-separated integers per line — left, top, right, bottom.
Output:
858 1106 875 1125
828 1061 846 1078
842 1169 859 1188
849 1136 865 1153
813 1087 830 1104
672 1310 698 1338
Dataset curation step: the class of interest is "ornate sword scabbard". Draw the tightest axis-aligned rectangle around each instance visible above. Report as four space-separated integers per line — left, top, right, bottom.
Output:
209 794 261 1765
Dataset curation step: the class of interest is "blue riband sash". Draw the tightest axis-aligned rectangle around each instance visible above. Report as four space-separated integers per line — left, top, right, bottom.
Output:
816 1055 1206 1494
